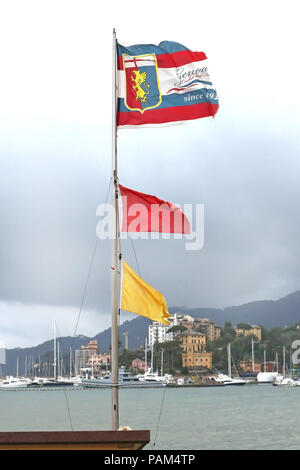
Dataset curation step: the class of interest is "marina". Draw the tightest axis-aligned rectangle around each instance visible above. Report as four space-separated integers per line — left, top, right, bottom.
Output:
2 371 300 390
0 385 300 450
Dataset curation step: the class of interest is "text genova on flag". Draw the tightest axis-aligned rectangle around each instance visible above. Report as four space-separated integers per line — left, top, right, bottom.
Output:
117 40 219 127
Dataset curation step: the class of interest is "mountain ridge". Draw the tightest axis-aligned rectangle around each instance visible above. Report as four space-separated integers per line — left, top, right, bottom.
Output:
3 290 300 375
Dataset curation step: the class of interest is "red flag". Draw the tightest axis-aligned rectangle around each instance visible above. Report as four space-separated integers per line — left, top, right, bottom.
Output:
119 184 190 234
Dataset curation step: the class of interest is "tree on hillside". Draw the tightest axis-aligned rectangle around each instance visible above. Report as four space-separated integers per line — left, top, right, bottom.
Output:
154 340 183 373
236 323 252 330
221 322 236 343
166 325 188 337
118 348 144 372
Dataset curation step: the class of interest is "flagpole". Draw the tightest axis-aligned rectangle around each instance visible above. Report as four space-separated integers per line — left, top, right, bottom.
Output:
111 28 119 431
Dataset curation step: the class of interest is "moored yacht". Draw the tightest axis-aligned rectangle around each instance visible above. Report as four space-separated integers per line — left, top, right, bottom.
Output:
214 373 246 386
273 376 295 386
138 368 171 384
213 343 246 385
257 371 279 383
82 366 165 388
0 376 28 388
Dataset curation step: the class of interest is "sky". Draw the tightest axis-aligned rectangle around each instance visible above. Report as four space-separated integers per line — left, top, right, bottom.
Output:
0 0 300 348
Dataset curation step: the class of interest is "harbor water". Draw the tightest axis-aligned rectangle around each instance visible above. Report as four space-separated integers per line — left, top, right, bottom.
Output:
0 385 299 450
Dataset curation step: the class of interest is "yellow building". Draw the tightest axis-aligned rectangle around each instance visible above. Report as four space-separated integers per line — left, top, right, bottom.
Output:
193 318 222 342
180 331 212 369
235 325 261 341
80 339 98 353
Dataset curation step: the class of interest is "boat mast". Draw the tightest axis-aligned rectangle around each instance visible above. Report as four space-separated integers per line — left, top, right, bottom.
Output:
111 28 120 431
227 343 232 378
54 321 57 381
151 342 154 372
69 347 72 380
57 341 60 378
283 345 286 378
251 338 254 373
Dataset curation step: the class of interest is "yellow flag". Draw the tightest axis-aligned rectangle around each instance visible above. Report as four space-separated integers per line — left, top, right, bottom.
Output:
121 259 170 325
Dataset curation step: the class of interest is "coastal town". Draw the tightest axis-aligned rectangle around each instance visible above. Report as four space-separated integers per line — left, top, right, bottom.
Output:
73 314 265 380
71 314 300 387
3 312 299 389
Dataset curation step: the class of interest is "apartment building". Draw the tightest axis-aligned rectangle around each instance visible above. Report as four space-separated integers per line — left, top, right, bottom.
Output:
148 314 193 346
180 330 212 369
193 318 222 342
235 325 262 341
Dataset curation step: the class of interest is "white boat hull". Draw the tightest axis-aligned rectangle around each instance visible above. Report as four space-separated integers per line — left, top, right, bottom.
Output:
0 378 28 388
257 372 279 383
214 373 246 386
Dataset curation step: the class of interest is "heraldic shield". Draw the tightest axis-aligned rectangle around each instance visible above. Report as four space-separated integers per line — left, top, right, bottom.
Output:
122 53 162 113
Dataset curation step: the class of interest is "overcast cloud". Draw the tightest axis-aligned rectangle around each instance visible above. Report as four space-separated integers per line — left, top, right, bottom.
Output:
0 0 299 348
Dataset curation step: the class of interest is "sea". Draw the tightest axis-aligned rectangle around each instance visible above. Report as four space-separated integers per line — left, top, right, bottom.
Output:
0 384 299 450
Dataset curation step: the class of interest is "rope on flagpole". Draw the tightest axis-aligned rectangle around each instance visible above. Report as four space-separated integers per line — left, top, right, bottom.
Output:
152 385 167 449
130 236 142 278
73 177 112 338
129 232 167 450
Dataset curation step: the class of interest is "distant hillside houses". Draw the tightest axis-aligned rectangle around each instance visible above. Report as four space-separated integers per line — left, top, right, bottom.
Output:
180 330 212 369
75 339 110 376
148 314 222 346
234 324 262 341
148 315 263 347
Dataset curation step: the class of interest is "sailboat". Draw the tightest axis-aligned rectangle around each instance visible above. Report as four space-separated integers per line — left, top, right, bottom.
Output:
257 350 280 383
214 344 246 385
0 357 29 388
273 346 297 386
39 322 74 387
138 343 172 383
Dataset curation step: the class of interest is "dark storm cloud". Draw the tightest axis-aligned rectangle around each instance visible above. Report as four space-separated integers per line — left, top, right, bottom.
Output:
0 112 299 315
0 0 299 326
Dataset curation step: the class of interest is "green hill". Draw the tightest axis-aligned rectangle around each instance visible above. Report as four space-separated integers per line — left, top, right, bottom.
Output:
3 290 300 376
